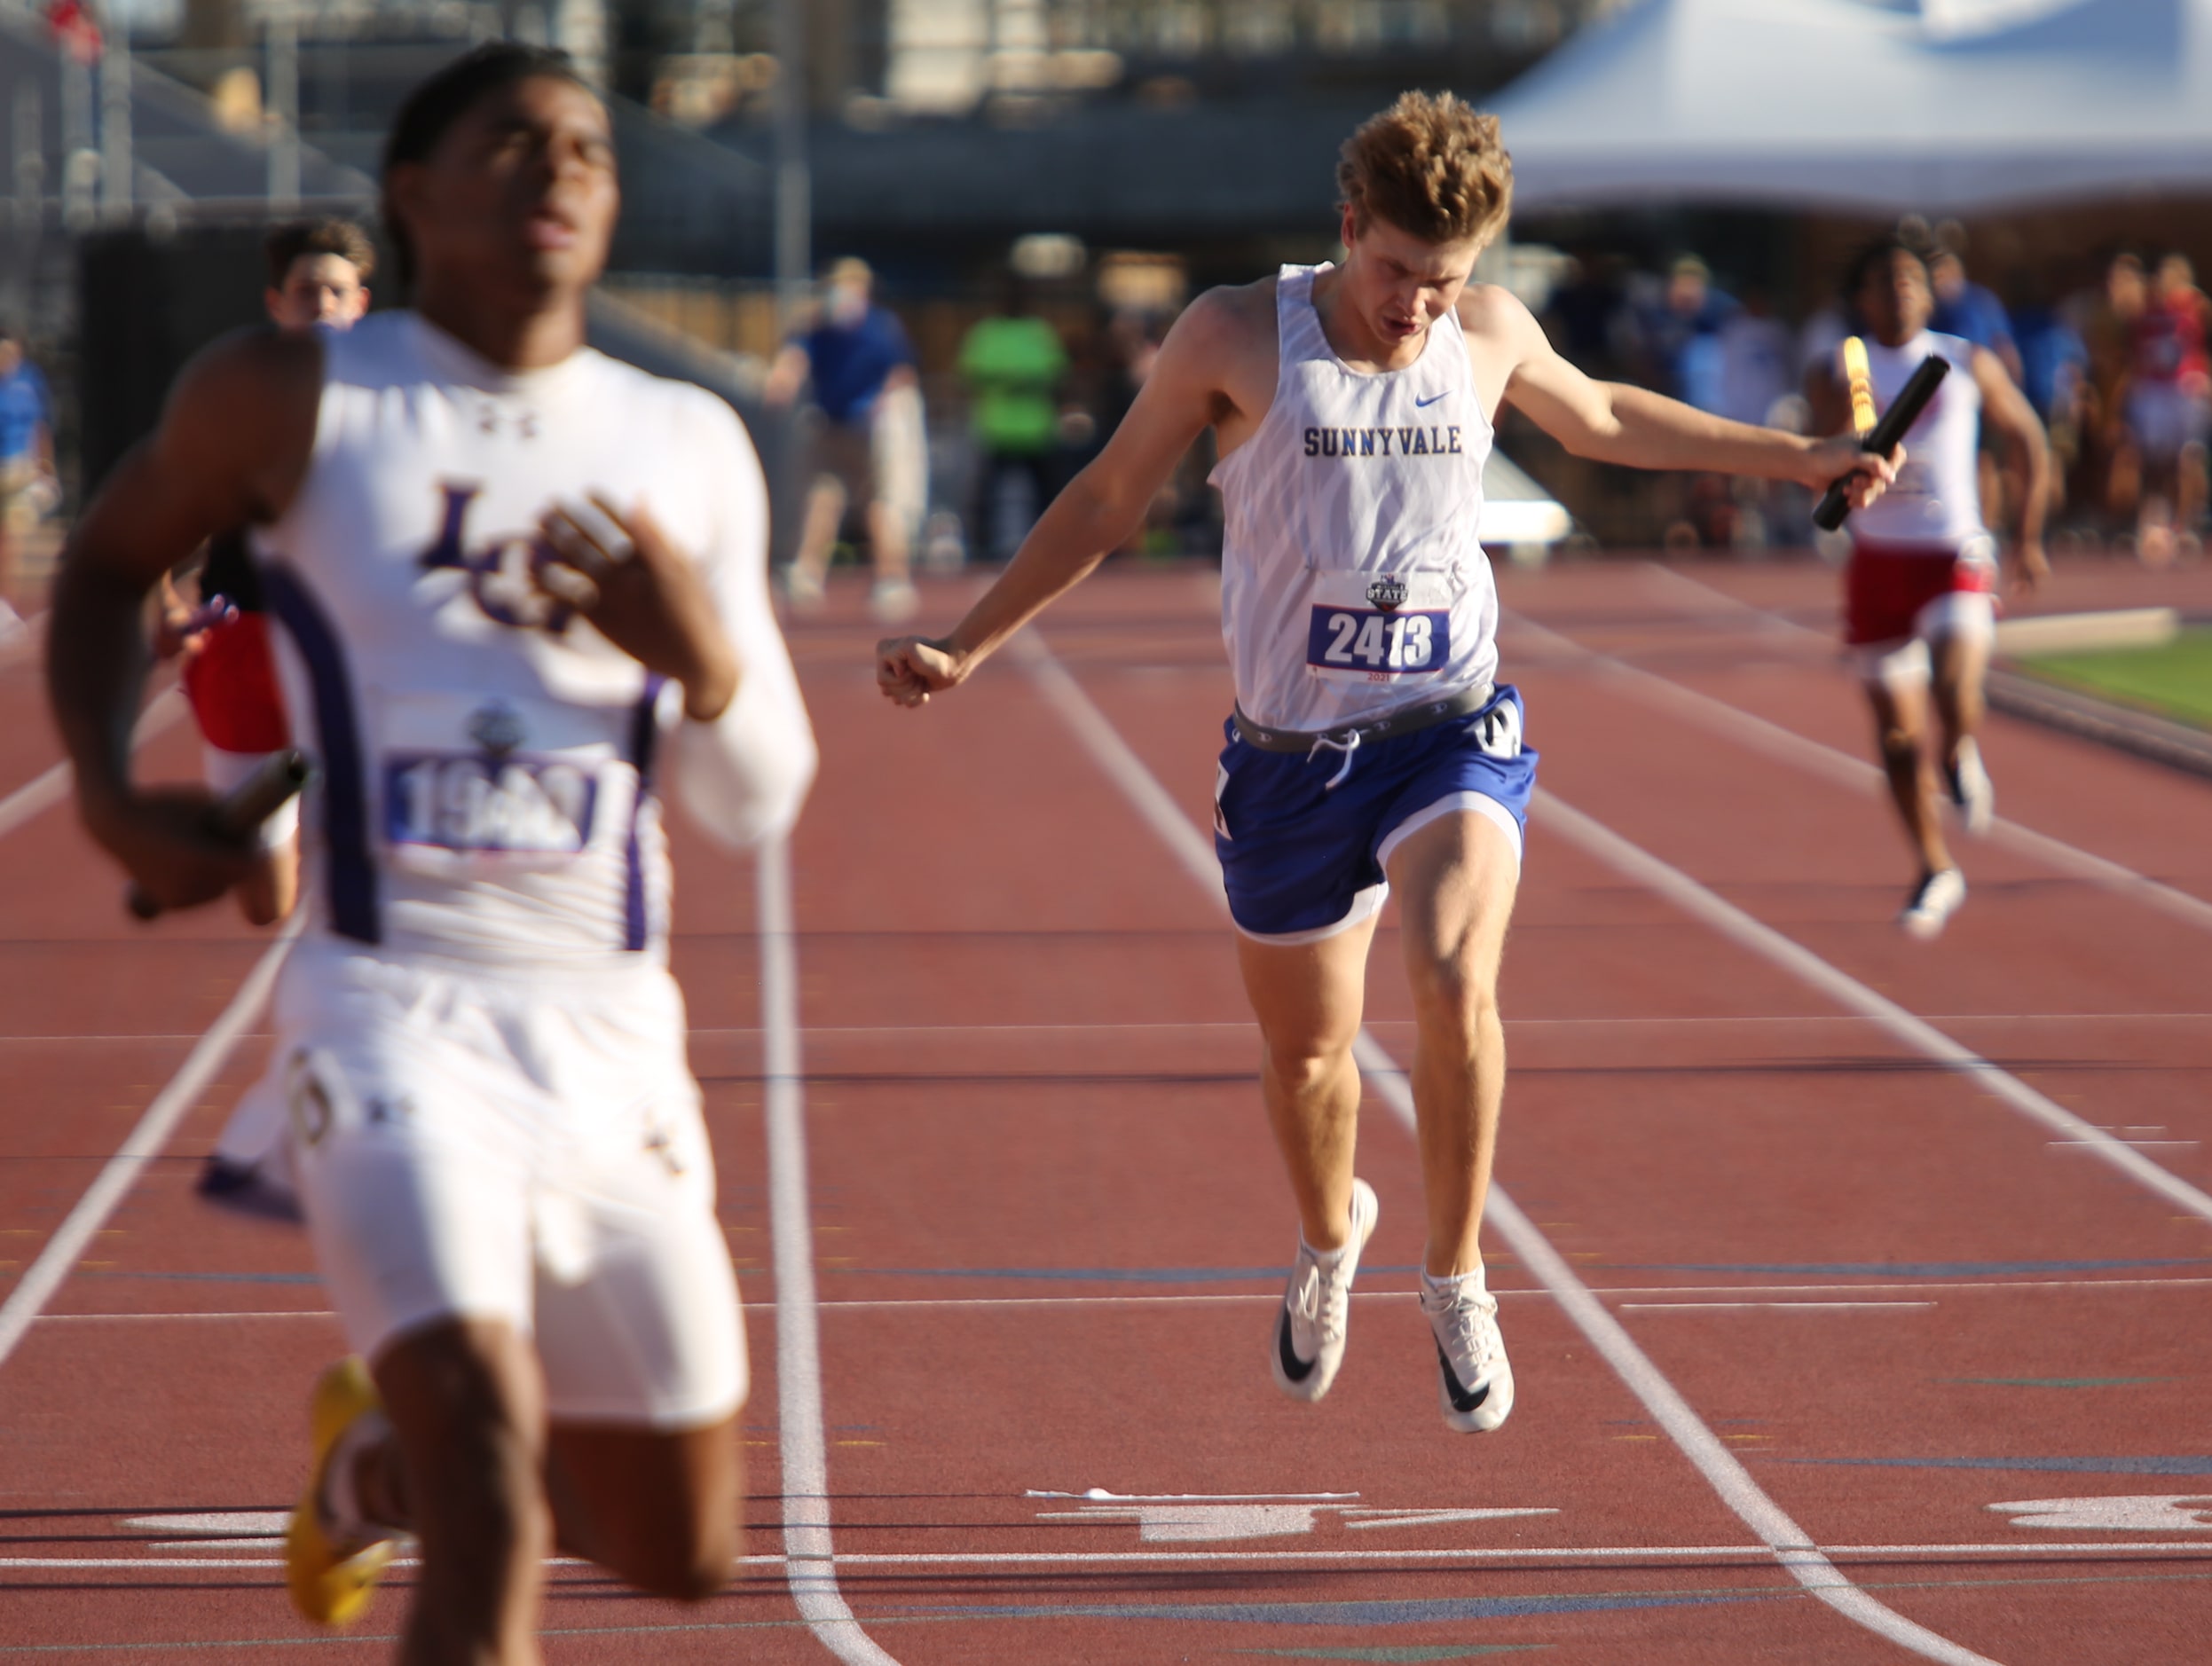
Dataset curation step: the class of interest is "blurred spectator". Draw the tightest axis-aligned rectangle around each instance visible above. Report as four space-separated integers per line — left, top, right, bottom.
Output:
1798 298 1855 405
1542 250 1630 380
1632 255 1739 413
958 282 1068 563
1930 242 2024 385
2072 249 2149 523
766 256 921 621
0 327 56 635
2008 274 2090 511
2115 252 2211 561
1715 288 1794 429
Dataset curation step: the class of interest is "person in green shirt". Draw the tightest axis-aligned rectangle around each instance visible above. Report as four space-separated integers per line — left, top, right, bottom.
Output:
957 289 1067 562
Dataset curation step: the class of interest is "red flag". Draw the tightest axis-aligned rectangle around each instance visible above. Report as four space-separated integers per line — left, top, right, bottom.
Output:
45 0 103 66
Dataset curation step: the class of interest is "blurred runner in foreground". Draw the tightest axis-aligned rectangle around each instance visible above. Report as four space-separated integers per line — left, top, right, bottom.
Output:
881 92 1894 1438
1811 237 2050 939
48 42 814 1661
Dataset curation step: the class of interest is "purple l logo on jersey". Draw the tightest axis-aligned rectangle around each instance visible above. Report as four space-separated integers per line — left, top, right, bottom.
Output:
417 483 574 633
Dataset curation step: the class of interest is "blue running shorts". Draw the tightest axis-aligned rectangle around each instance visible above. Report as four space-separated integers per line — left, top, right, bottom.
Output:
1212 684 1538 943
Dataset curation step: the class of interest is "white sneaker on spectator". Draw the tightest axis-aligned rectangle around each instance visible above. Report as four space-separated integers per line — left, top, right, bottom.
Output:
870 577 919 625
1270 1178 1378 1404
1421 1264 1515 1434
1899 868 1967 939
780 563 825 611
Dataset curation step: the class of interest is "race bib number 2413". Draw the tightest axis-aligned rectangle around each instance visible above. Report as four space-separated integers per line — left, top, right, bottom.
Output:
1306 606 1450 680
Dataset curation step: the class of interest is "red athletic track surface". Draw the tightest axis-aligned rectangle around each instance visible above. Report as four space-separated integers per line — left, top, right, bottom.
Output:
2 555 2210 1663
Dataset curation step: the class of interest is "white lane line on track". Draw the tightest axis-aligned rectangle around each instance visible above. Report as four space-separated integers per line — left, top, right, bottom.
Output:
1014 629 2003 1666
0 687 188 845
684 1011 2212 1040
756 837 902 1666
1537 790 2212 1229
1619 1301 1935 1312
6 1542 2211 1575
0 913 303 1372
1583 565 2212 936
32 1270 2212 1324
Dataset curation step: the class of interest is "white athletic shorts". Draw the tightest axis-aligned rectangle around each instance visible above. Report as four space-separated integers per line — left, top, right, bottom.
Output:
273 937 746 1429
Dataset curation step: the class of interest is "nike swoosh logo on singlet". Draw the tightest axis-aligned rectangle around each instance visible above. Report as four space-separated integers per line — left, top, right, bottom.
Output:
1414 391 1450 408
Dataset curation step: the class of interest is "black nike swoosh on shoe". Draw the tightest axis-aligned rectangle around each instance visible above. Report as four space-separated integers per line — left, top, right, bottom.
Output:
1278 1307 1318 1383
1437 1343 1491 1412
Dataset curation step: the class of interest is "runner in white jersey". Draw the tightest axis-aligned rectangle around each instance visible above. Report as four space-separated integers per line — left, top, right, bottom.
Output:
48 44 815 1660
1811 237 2049 939
880 93 1896 1434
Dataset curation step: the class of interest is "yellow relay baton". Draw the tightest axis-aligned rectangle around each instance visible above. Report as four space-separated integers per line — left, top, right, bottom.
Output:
1842 335 1877 436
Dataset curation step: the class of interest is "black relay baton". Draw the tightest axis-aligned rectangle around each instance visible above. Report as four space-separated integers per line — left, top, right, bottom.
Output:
126 748 312 921
1813 353 1949 532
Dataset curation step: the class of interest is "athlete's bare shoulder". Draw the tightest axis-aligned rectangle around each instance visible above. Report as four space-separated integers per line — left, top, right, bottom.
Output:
1453 282 1546 352
1454 283 1552 417
159 325 324 523
1165 278 1276 369
1153 279 1280 441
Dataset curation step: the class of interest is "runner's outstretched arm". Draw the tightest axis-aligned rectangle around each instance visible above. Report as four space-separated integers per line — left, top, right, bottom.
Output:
876 291 1230 707
46 329 321 914
1971 344 2051 589
1471 288 1899 499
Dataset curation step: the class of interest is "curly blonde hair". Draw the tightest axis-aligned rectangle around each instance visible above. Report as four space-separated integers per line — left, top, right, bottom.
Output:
1337 91 1513 248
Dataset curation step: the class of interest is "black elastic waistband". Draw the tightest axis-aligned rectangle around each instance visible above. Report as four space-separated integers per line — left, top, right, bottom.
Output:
1232 683 1494 754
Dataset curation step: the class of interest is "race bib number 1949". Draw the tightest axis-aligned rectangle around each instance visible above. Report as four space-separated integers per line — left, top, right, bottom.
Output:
385 753 598 854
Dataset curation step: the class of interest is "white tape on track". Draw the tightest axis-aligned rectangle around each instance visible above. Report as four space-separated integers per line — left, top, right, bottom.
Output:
756 837 903 1665
1015 629 2004 1666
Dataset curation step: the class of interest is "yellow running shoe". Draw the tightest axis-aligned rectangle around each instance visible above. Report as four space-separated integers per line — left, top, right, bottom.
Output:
287 1357 398 1627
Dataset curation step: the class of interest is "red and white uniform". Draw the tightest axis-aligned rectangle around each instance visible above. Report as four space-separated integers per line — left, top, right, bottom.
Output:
1840 331 1996 677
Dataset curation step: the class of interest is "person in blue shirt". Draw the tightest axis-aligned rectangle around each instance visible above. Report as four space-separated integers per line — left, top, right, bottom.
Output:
1930 246 2024 387
0 328 57 633
765 257 924 622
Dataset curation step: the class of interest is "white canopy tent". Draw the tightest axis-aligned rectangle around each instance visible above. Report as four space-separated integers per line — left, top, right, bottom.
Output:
1485 0 2212 214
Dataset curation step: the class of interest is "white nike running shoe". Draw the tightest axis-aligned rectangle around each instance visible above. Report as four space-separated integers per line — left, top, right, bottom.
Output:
1422 1265 1515 1434
1946 737 1994 836
1270 1178 1379 1403
1899 867 1967 939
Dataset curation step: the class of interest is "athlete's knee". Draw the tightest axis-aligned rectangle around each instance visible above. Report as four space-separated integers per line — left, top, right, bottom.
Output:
1405 951 1498 1042
1876 722 1922 771
1261 1036 1356 1098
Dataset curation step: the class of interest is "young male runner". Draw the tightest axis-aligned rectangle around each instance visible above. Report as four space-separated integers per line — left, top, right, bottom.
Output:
48 43 815 1658
1810 237 2049 939
157 217 378 1206
879 92 1894 1433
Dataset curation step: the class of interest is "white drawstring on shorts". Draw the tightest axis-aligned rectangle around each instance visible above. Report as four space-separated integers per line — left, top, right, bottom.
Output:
1308 727 1361 790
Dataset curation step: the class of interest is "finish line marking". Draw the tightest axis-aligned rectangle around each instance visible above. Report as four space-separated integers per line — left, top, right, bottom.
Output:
10 1542 2211 1576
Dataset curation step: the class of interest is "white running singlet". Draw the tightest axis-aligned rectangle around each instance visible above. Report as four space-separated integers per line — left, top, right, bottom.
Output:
1845 330 1987 551
256 310 816 967
1210 264 1498 732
